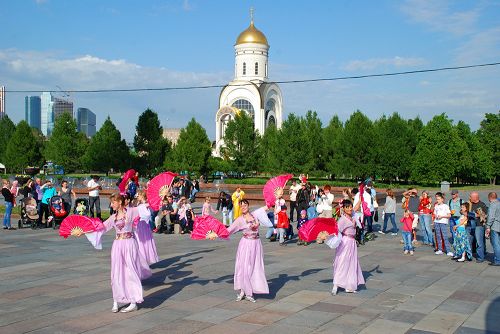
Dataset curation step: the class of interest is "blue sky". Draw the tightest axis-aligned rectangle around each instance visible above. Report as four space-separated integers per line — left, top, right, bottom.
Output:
1 0 499 141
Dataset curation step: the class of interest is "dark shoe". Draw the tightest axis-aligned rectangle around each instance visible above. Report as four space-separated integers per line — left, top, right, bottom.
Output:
476 259 484 263
3 227 7 230
451 256 460 260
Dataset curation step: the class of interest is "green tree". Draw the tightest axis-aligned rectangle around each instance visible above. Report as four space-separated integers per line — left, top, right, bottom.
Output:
412 114 466 183
133 108 171 176
338 110 376 178
0 115 16 163
222 112 261 173
259 124 281 173
83 117 130 173
4 121 42 173
44 112 83 172
477 112 499 184
275 114 305 174
302 111 325 173
165 118 212 174
323 115 344 178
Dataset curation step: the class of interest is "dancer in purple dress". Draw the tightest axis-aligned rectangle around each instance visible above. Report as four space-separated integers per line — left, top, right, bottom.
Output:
79 194 147 313
227 199 273 302
134 191 159 265
332 199 365 295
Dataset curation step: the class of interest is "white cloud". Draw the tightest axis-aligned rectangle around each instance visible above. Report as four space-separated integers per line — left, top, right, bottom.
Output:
400 0 480 36
342 56 426 71
183 0 194 11
454 27 500 65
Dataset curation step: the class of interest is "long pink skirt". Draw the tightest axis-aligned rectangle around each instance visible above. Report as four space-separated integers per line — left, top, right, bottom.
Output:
333 236 365 291
135 220 159 265
110 238 144 303
234 238 269 296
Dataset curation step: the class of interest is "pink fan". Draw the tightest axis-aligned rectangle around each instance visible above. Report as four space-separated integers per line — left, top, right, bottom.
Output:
298 217 338 243
263 174 293 207
191 215 229 240
59 216 104 239
146 171 178 210
118 169 137 194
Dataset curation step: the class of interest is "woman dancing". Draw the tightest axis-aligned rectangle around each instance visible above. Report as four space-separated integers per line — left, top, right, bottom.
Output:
227 199 273 302
332 199 365 295
135 191 159 265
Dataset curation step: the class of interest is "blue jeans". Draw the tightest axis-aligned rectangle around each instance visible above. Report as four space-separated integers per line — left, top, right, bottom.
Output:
475 225 486 261
190 188 198 201
435 223 451 253
419 214 433 245
402 231 413 251
3 202 13 228
383 213 397 233
490 230 500 265
364 215 373 233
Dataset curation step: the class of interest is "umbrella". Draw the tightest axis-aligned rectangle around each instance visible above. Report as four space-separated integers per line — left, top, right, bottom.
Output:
118 169 137 194
146 171 178 211
59 215 104 239
262 174 293 207
298 217 338 243
191 215 229 240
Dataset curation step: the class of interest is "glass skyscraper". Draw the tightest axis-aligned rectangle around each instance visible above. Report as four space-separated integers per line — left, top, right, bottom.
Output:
76 107 96 137
25 96 41 131
40 92 73 136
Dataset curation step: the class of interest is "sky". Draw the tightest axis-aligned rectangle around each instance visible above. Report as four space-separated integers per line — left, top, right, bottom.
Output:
1 0 499 142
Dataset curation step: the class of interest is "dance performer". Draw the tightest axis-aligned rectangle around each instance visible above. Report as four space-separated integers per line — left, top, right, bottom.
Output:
135 191 159 265
227 199 273 302
231 187 245 220
332 199 365 295
75 193 147 313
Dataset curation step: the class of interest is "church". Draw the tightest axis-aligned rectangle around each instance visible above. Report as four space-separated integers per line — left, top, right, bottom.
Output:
214 12 283 157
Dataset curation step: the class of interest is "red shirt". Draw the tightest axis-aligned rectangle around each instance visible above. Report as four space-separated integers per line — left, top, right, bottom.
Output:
419 197 432 214
400 214 414 232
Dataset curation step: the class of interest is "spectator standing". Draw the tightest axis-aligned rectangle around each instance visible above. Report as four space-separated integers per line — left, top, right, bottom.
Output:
38 180 57 228
319 185 334 218
59 180 76 213
22 179 35 199
288 180 301 222
469 192 489 263
2 179 15 230
403 188 420 244
448 190 463 244
418 191 434 246
232 187 245 220
400 210 415 255
190 178 200 202
381 189 398 235
485 192 500 266
297 183 309 214
10 180 19 207
87 175 102 220
433 192 453 256
217 191 233 226
452 203 472 262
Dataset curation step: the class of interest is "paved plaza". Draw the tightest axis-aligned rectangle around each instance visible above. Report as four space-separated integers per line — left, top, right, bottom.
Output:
1 208 499 334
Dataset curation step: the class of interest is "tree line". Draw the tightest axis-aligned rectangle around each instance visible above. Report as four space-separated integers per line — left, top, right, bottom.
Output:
0 109 497 185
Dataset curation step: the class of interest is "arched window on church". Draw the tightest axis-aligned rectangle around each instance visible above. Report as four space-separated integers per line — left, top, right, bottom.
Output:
232 99 255 122
243 62 246 75
255 62 258 75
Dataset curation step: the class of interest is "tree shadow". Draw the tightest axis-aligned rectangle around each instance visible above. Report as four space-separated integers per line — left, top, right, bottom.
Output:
260 268 325 299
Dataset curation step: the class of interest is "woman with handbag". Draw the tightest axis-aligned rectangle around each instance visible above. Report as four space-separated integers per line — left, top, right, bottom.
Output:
331 199 365 295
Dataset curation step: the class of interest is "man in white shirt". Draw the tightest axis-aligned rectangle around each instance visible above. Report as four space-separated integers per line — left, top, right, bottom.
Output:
288 180 301 222
87 175 102 219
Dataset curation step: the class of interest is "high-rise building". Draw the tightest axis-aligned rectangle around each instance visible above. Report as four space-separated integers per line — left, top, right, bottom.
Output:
0 86 5 119
76 107 96 137
40 92 73 136
25 96 41 130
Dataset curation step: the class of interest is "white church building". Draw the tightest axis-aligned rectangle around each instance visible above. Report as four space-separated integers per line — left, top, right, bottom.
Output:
214 13 283 156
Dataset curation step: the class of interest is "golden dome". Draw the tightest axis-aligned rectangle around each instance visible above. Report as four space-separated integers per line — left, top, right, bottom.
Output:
235 21 268 46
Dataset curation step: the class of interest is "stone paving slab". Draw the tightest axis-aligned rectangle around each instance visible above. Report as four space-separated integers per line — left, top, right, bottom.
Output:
0 214 499 334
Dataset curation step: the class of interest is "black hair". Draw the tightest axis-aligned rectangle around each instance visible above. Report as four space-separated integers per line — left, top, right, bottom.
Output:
240 199 250 206
342 199 353 207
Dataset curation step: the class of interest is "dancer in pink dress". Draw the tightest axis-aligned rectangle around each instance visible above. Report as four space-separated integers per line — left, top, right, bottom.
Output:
332 199 365 295
134 191 159 265
227 199 273 302
80 194 147 313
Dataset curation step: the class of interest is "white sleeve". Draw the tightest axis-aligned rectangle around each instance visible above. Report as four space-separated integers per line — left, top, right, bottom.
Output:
252 207 273 228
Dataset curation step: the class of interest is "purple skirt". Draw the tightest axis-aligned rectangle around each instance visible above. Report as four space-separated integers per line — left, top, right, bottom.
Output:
333 236 365 291
110 238 144 303
135 220 159 265
234 237 269 296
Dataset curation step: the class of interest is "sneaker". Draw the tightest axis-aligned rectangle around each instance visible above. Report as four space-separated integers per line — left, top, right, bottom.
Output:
378 231 386 235
391 232 398 236
435 250 443 255
245 296 256 303
446 252 454 257
236 293 244 302
331 285 338 295
404 250 409 254
410 251 414 255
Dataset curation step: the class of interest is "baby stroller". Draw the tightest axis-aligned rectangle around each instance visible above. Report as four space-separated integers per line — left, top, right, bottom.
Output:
73 198 89 216
49 195 70 229
18 197 39 229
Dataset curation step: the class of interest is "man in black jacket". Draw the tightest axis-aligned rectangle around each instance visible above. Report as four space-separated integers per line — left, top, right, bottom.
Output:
217 191 233 226
297 183 310 215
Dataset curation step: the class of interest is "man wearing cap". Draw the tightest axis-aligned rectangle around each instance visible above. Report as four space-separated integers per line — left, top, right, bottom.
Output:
448 190 463 244
87 175 102 220
485 192 500 266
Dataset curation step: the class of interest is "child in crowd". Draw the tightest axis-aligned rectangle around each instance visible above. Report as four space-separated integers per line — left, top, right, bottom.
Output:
296 210 309 246
202 197 218 217
433 192 453 256
276 202 289 246
452 203 472 262
400 210 415 255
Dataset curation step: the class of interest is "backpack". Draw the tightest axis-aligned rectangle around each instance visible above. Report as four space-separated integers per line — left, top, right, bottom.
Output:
360 193 372 217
